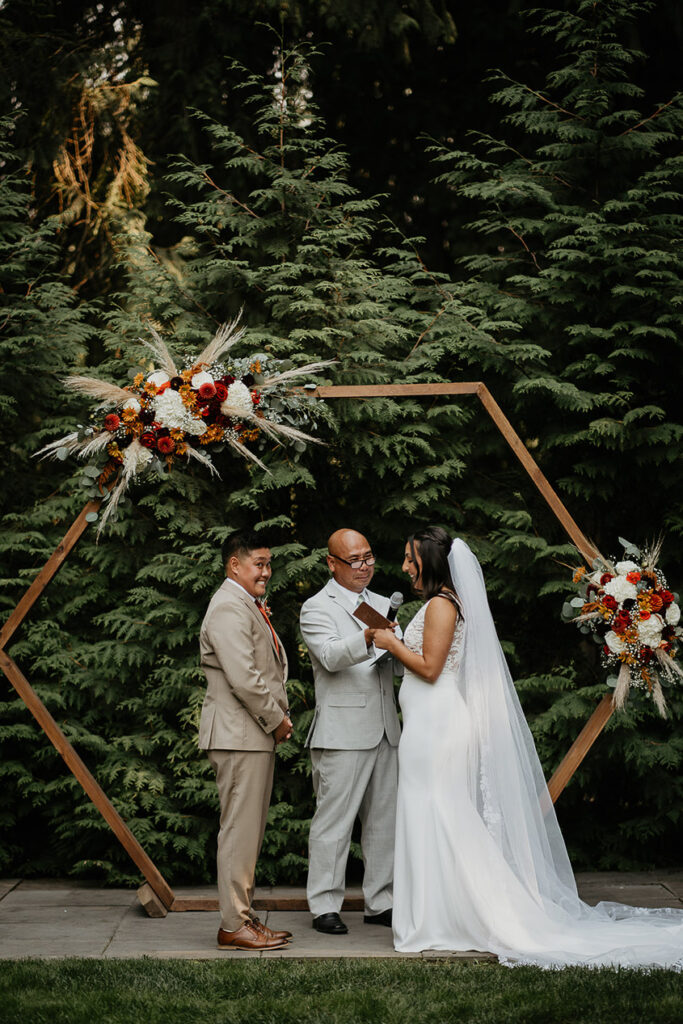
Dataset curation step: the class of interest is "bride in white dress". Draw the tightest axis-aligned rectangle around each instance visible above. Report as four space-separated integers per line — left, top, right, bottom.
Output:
372 526 683 968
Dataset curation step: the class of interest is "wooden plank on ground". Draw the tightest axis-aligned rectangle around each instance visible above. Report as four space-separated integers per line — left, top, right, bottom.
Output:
168 895 365 913
138 883 168 918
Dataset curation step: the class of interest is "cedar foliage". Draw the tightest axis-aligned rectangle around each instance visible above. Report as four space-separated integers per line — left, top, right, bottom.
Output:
1 2 681 884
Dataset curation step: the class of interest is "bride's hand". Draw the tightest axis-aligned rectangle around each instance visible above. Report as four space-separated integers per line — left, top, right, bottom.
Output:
373 627 399 651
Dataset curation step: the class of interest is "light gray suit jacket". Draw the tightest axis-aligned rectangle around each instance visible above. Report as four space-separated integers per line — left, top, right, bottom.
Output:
300 580 402 750
198 580 288 752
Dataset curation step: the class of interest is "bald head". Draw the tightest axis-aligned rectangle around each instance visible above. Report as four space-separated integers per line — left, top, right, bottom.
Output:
326 529 375 593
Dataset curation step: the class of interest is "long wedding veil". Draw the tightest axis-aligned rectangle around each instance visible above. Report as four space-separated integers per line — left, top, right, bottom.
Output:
447 538 579 911
447 538 683 968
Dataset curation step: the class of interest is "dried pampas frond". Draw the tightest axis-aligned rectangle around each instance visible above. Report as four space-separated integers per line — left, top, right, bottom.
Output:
642 535 664 572
655 648 683 682
96 474 127 536
64 375 134 407
572 611 601 624
80 432 114 458
238 412 322 447
34 432 82 460
224 435 268 471
144 326 178 378
184 445 221 477
261 360 336 388
652 679 668 718
194 315 246 369
611 662 631 711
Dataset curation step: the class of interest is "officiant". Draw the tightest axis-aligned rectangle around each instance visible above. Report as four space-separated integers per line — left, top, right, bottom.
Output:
300 528 402 934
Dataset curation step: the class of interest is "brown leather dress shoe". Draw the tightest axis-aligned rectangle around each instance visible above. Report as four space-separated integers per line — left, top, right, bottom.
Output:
251 916 293 941
217 921 288 950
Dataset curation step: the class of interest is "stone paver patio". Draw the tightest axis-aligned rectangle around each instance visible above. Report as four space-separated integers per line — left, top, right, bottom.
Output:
1 873 681 960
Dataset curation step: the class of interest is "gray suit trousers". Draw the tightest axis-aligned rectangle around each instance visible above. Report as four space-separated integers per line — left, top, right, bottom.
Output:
307 736 398 917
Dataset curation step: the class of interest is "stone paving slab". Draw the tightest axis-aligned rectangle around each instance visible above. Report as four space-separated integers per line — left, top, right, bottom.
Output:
0 873 680 961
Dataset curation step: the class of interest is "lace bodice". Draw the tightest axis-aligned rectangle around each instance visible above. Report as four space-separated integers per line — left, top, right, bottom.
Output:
403 597 464 673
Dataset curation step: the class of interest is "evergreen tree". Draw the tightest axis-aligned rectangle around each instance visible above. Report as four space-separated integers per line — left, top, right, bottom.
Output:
427 0 683 866
0 43 481 883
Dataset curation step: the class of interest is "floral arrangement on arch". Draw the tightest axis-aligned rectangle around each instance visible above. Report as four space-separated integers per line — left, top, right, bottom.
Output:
37 318 331 533
563 538 682 716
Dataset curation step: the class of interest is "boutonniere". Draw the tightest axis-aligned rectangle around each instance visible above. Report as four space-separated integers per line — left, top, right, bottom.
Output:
259 600 274 617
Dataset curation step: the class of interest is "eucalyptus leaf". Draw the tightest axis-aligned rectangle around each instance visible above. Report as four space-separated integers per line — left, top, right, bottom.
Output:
85 512 99 523
56 447 69 461
570 597 585 608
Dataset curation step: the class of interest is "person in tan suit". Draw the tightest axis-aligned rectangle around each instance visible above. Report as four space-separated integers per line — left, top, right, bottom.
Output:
199 529 293 950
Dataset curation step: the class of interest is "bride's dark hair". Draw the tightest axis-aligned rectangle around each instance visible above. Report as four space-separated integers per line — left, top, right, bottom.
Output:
408 525 463 617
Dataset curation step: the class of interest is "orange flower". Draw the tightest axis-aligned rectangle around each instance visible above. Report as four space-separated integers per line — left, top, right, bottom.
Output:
572 566 587 584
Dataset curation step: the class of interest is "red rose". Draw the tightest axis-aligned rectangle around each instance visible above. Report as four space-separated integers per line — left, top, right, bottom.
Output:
140 432 156 449
104 413 120 432
214 382 228 401
650 594 664 611
639 610 651 620
198 382 216 400
626 571 641 584
641 648 653 663
600 573 613 585
602 596 618 611
660 590 674 606
603 645 610 655
157 436 175 455
252 391 261 406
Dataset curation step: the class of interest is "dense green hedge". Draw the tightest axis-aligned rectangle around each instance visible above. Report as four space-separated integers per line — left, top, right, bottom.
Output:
1 2 681 885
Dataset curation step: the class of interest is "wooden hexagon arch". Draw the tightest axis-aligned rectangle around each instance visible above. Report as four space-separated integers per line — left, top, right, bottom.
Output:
0 381 614 917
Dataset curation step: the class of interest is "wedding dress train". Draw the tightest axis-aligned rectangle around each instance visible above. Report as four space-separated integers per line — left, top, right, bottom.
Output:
392 540 683 968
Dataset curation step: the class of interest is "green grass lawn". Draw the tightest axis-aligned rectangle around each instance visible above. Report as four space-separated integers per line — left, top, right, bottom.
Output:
1 959 682 1024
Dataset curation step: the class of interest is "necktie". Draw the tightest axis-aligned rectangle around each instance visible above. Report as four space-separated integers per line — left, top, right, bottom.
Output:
257 602 280 656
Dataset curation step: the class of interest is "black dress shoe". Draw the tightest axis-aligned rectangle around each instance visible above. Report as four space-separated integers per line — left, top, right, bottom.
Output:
312 912 348 934
363 909 392 927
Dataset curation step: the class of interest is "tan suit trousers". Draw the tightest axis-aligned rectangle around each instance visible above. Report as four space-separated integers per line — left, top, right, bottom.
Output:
208 748 275 932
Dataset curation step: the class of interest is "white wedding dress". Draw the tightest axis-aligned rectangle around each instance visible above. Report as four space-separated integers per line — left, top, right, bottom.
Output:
392 540 683 968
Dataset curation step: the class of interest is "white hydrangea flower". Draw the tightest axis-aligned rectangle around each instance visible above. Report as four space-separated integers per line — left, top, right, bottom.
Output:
148 370 170 387
603 576 638 602
665 603 681 626
615 560 640 576
222 380 254 418
154 389 207 436
604 630 625 655
123 439 153 476
638 614 664 648
123 397 141 413
191 370 214 389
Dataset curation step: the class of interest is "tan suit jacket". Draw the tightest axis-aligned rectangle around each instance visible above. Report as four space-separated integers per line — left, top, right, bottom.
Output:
198 579 288 751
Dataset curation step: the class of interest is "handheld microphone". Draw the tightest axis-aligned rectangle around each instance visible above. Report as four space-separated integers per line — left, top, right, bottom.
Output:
387 592 404 621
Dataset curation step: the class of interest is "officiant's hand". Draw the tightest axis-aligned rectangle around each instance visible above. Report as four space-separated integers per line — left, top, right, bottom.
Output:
372 627 400 653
